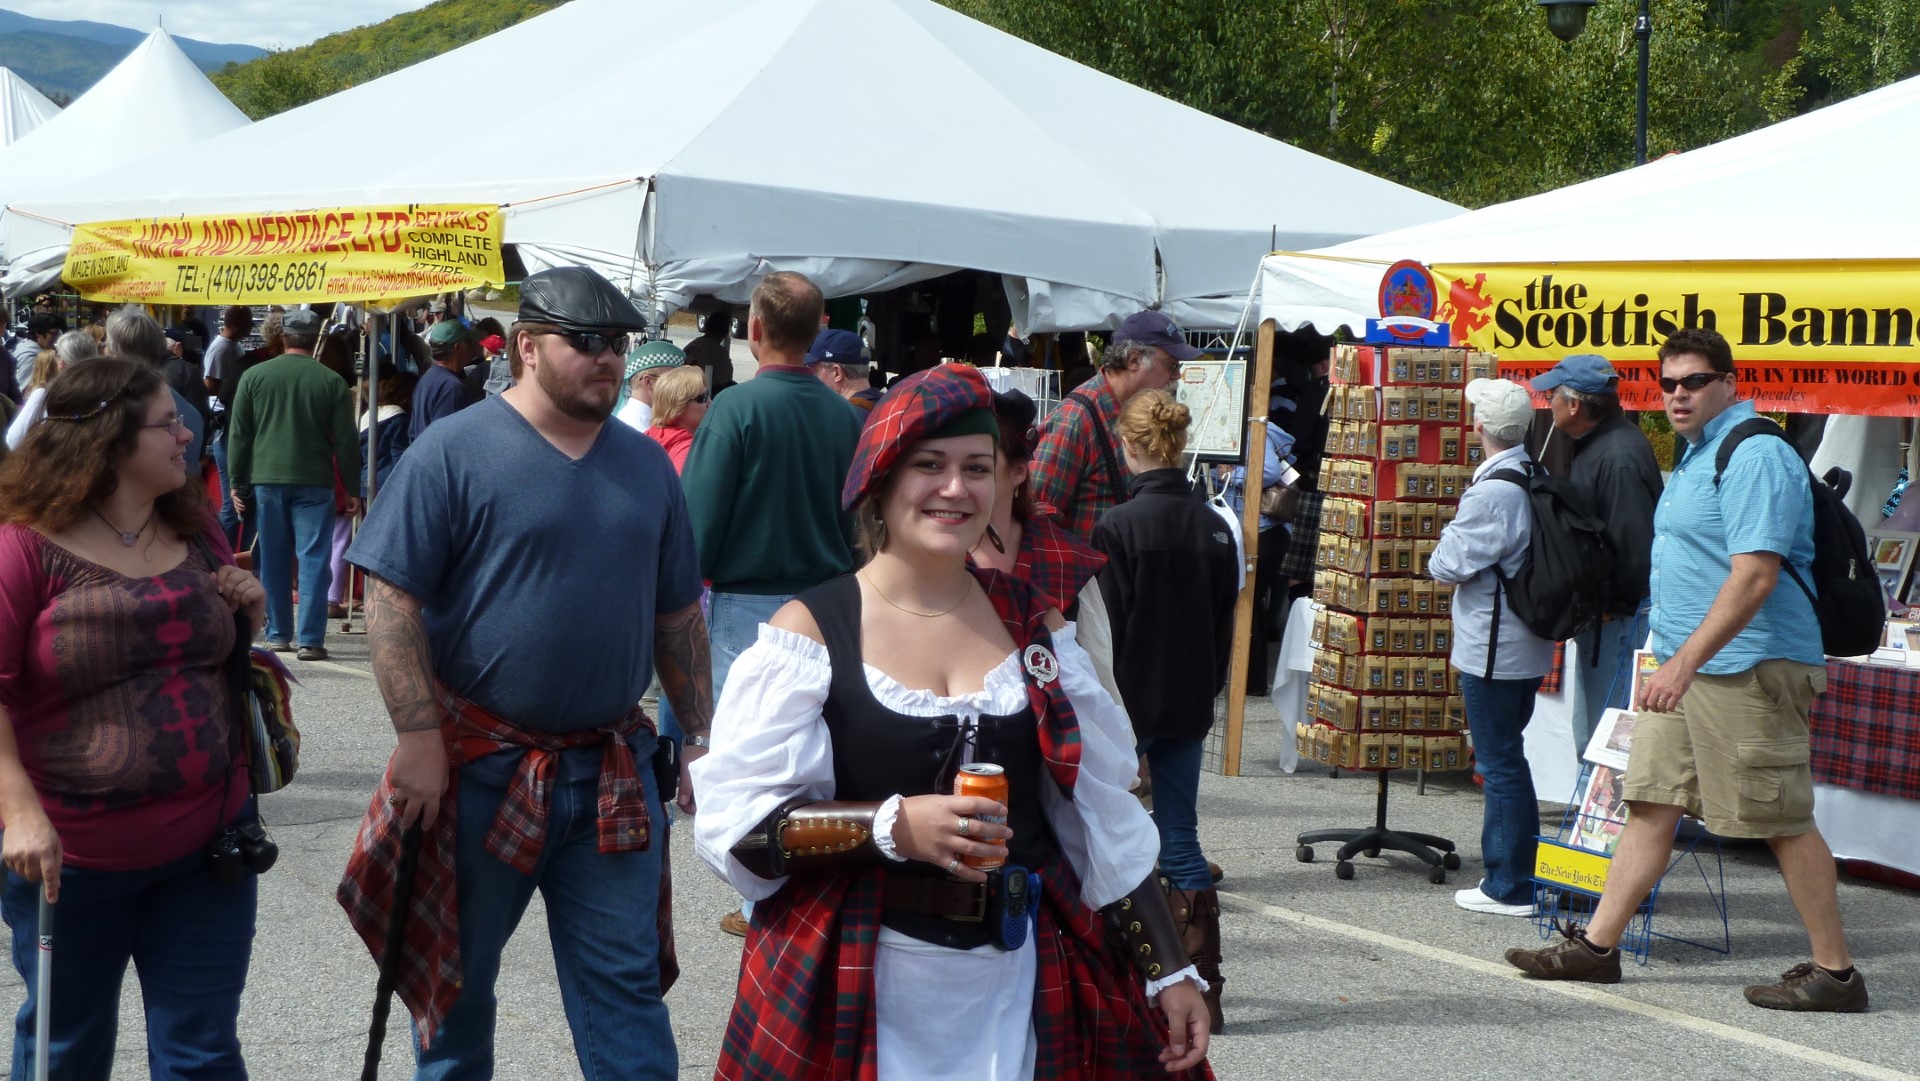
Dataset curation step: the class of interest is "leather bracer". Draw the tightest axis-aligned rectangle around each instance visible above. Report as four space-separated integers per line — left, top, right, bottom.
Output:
1101 873 1186 983
730 796 884 880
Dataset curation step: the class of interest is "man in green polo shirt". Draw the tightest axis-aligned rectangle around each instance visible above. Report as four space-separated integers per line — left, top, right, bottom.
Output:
228 308 361 660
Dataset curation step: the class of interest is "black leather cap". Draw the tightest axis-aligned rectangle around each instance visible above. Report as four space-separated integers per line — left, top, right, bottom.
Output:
518 266 649 333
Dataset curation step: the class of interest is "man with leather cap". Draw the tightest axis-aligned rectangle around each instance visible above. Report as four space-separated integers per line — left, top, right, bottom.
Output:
343 265 711 1079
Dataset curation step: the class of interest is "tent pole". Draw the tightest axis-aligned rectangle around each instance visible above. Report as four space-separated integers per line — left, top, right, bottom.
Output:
1220 319 1276 777
346 309 376 634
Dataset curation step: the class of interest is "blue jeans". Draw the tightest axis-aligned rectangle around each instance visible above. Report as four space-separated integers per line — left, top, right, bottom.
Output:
209 431 242 546
708 591 791 922
1137 737 1210 891
1572 603 1651 754
707 591 793 701
413 753 674 1081
254 484 335 647
1459 672 1544 905
3 850 256 1081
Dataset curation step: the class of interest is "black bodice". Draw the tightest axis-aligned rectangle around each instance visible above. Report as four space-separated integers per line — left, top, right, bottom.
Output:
797 575 1056 949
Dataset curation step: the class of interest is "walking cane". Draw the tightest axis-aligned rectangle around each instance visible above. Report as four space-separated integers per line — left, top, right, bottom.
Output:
33 893 52 1081
360 822 424 1081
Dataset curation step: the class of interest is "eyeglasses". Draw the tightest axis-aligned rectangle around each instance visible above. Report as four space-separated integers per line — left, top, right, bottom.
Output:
142 415 188 435
542 330 630 357
1658 371 1729 394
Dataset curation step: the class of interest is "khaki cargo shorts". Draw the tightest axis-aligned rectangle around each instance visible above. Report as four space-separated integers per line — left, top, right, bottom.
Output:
1621 659 1827 839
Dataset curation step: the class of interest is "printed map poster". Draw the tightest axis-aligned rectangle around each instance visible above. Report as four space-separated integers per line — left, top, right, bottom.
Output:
1176 358 1249 461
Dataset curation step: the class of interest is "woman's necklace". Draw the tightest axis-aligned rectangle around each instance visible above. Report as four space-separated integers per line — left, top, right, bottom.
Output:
861 571 972 618
91 505 153 548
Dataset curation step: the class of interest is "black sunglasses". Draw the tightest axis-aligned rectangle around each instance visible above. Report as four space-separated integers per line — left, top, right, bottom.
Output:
1658 371 1729 394
543 330 631 357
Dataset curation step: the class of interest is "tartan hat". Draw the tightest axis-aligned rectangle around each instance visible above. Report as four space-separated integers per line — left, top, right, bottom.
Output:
842 363 997 510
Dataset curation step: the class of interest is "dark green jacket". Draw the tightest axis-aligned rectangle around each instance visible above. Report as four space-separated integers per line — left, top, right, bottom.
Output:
228 353 361 494
681 367 860 594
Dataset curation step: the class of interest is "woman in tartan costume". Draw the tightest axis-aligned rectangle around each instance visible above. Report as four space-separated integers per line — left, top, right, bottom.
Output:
692 364 1211 1080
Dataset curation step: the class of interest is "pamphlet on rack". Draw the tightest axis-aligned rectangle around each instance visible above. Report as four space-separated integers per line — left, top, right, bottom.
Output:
1572 765 1630 856
1583 708 1636 773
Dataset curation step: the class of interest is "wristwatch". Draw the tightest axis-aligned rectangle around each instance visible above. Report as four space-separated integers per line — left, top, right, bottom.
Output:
683 734 711 748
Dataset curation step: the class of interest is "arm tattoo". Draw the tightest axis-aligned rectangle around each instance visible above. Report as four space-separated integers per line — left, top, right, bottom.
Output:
653 601 713 739
366 575 442 735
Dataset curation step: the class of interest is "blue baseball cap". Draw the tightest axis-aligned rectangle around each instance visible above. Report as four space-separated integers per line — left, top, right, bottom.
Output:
807 328 868 366
1532 353 1620 395
1113 310 1202 361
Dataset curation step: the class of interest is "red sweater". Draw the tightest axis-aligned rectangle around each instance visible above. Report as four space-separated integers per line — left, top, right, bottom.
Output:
646 424 694 473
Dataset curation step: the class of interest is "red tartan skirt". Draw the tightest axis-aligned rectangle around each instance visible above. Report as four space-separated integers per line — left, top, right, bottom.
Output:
715 858 1211 1081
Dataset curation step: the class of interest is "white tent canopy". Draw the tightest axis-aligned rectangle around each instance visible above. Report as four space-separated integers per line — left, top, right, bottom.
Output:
0 29 248 249
3 0 1457 331
0 68 58 148
1255 73 1920 336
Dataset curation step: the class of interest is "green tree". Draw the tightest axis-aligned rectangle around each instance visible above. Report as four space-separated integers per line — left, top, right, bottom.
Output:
212 0 567 120
1787 0 1920 105
959 0 1766 208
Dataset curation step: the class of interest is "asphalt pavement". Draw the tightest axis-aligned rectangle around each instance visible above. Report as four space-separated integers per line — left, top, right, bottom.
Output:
4 630 1916 1080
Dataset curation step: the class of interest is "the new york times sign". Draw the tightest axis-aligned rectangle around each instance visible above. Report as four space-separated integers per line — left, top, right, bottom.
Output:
1427 261 1920 415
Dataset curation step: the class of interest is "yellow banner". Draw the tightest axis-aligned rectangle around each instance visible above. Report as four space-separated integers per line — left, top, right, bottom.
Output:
1534 840 1611 896
61 204 506 305
1427 261 1920 415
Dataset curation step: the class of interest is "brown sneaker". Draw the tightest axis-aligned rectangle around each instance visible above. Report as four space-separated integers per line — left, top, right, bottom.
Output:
719 909 750 938
1504 922 1622 984
1744 963 1869 1012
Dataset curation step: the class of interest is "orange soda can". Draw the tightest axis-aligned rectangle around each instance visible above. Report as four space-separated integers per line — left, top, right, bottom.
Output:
954 763 1009 870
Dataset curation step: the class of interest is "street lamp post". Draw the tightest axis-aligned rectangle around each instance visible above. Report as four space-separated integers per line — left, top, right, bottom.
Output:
1538 0 1652 166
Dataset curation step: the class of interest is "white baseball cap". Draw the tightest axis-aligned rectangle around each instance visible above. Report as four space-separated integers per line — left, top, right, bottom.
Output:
1465 378 1537 433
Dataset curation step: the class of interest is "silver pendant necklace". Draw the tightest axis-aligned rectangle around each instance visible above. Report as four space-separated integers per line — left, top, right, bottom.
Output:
91 505 152 547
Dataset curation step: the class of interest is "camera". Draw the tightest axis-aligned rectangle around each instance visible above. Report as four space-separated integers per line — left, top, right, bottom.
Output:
208 818 279 886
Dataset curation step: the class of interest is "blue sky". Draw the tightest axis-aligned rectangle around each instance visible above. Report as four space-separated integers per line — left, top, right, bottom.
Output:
4 1 425 50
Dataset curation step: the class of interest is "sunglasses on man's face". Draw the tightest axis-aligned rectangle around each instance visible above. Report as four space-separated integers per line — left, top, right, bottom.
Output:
546 330 631 357
1658 371 1729 394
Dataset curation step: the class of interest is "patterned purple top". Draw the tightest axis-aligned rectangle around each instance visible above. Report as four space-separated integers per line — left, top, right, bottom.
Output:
0 522 245 870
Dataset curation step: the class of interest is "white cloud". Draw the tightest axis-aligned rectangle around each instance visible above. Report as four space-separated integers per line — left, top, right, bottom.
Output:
2 0 426 50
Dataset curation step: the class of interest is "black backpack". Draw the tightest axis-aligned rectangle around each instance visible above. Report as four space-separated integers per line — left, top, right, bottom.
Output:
1713 418 1883 658
1483 462 1616 674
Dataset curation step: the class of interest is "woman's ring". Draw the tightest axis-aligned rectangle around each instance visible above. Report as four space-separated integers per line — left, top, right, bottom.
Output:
387 794 405 805
946 857 961 875
957 816 970 837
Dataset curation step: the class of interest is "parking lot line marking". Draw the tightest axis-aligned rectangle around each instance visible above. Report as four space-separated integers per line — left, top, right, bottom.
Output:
1221 891 1914 1081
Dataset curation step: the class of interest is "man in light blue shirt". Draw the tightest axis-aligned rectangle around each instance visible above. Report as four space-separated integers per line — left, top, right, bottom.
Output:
1430 377 1553 917
1506 327 1865 1012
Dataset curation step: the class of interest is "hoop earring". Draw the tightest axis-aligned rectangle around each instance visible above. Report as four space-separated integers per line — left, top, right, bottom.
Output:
984 524 1006 554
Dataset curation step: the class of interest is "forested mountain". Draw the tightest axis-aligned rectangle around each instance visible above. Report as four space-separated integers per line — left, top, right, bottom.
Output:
211 0 567 120
0 7 264 101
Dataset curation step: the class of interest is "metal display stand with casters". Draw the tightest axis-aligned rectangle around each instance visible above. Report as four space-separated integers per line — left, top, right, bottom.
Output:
1296 770 1460 883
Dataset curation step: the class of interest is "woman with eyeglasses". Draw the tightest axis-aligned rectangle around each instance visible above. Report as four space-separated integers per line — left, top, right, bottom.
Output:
693 363 1211 1079
0 358 267 1079
642 365 710 474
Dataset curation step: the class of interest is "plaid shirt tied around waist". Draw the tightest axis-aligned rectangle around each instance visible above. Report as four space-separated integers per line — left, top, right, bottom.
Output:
336 685 668 1050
